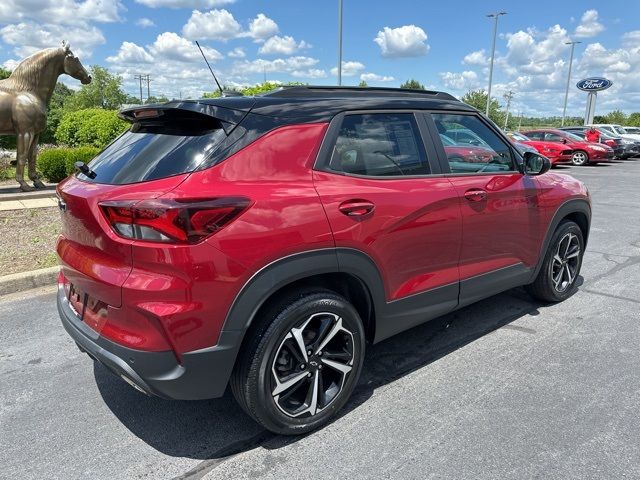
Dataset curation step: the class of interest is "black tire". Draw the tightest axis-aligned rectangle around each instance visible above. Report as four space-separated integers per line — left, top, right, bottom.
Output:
526 220 584 302
571 150 589 166
230 289 365 435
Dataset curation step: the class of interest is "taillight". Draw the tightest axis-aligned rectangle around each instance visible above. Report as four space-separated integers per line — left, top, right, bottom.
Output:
99 197 251 244
603 139 616 147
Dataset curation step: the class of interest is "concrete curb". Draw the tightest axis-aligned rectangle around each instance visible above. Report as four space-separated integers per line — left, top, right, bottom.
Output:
0 189 57 202
0 266 59 296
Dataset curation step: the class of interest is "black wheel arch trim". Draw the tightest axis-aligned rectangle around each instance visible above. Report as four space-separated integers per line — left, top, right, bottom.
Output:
530 198 591 281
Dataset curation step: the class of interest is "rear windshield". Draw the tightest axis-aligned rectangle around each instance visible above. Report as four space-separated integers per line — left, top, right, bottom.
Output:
78 110 227 184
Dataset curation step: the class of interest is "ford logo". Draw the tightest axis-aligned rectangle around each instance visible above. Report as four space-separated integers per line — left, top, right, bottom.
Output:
576 77 613 92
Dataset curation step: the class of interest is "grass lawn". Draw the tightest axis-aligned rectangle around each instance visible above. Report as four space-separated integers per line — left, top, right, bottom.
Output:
0 207 60 276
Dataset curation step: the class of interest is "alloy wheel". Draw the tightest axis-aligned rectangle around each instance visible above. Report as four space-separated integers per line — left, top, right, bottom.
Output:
550 232 581 292
271 312 355 418
572 151 587 165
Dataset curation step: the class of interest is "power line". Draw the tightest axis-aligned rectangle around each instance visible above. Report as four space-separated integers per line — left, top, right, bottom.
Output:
133 74 151 103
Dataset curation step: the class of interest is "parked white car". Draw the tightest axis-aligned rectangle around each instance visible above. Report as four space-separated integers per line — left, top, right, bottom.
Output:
590 124 640 142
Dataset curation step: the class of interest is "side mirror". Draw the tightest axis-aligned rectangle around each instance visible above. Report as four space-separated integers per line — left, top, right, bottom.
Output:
523 151 551 176
562 138 568 144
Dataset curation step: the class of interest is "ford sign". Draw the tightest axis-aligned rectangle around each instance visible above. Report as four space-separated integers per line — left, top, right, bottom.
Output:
576 77 613 92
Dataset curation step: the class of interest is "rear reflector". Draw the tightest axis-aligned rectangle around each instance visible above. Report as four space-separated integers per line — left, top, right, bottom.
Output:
100 197 250 244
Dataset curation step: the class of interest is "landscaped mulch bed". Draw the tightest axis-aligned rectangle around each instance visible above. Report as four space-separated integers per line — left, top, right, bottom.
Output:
0 207 60 276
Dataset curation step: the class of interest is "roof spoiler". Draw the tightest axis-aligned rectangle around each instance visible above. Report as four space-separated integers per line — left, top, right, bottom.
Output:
119 100 253 135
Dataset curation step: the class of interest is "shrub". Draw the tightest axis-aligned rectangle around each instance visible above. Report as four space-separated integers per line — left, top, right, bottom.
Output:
37 146 100 182
55 108 128 148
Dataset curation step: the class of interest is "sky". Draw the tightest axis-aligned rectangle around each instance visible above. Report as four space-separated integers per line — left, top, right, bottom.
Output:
1 0 639 117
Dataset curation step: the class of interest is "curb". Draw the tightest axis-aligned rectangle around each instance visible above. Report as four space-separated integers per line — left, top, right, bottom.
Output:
0 266 59 296
0 189 57 202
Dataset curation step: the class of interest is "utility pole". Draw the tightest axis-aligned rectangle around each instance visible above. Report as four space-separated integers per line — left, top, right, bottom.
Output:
503 90 514 130
145 74 151 101
562 40 581 126
486 11 507 117
518 111 523 130
337 0 343 86
134 74 144 103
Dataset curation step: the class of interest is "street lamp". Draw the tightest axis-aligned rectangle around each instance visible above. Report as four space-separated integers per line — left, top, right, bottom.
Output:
486 11 507 117
561 40 581 126
337 0 343 86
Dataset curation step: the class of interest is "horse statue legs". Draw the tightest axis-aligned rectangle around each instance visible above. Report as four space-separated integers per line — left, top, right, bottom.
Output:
16 132 45 191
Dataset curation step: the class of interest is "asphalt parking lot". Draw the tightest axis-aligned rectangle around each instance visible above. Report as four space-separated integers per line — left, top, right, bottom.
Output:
1 158 639 480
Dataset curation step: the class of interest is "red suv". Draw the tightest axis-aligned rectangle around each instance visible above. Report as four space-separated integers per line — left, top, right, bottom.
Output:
57 87 591 434
524 129 613 166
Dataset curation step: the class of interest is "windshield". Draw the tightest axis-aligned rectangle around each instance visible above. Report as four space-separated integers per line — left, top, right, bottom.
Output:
613 126 628 134
510 132 530 141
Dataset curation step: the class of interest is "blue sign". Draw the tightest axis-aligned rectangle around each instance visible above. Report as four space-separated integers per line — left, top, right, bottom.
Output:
576 77 613 92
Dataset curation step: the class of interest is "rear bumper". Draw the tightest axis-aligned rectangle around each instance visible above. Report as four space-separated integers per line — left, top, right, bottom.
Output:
57 286 242 400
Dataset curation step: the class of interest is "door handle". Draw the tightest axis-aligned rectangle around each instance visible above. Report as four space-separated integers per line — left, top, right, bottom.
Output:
464 189 487 202
339 200 375 217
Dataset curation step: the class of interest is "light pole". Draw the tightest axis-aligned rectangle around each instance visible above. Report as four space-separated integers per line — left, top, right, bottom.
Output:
337 0 343 86
486 11 507 117
561 40 581 126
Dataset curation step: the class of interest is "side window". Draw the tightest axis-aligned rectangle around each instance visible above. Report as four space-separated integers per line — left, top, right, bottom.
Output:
431 113 516 174
545 133 565 142
527 131 543 140
328 113 430 177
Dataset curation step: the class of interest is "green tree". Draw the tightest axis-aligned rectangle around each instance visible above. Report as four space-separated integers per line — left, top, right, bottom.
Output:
40 83 75 143
626 112 640 127
358 80 368 87
400 79 425 90
65 66 126 111
461 89 505 126
0 67 11 80
203 81 307 98
146 95 170 104
604 109 627 125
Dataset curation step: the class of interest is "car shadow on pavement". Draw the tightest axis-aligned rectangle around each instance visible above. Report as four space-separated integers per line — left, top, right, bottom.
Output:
94 284 576 466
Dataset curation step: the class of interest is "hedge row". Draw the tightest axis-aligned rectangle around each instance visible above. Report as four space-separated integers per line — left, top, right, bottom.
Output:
55 108 128 149
37 147 100 183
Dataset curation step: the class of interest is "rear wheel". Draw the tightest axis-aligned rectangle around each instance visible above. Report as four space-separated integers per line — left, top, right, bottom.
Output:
526 221 584 302
571 150 589 166
231 289 365 435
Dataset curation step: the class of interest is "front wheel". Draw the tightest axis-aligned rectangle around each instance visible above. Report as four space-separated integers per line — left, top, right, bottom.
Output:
571 150 589 166
231 290 365 435
526 221 584 302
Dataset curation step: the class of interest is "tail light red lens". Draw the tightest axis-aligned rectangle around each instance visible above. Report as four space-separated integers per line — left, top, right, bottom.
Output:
603 139 616 147
99 197 251 244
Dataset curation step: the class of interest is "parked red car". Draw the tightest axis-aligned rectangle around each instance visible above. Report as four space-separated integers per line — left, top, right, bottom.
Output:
524 129 613 165
57 87 591 435
507 131 573 165
439 133 495 163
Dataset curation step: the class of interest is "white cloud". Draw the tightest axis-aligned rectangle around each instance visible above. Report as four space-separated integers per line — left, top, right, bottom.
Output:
135 18 155 28
0 21 105 58
0 0 123 25
621 30 640 48
574 9 604 38
233 56 319 75
258 35 310 55
292 68 326 79
227 47 245 58
106 41 153 64
182 9 242 41
134 0 234 8
330 60 365 77
463 49 488 66
374 25 429 58
360 72 394 82
151 32 222 62
247 13 278 41
439 70 479 90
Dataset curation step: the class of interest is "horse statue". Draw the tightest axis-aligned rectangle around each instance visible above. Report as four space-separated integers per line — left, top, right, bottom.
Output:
0 42 91 191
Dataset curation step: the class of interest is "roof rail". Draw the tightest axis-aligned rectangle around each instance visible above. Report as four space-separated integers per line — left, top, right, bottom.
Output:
263 85 458 101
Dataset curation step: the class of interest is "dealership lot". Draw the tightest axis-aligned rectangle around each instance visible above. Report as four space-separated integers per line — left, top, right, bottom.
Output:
1 159 639 480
